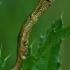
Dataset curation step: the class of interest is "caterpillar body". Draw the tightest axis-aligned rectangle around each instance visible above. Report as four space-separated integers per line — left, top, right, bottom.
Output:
12 0 55 70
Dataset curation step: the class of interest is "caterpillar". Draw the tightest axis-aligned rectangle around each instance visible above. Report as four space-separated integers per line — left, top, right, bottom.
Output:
12 0 55 70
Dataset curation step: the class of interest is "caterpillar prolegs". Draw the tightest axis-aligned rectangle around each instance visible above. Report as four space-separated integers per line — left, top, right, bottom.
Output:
12 0 55 70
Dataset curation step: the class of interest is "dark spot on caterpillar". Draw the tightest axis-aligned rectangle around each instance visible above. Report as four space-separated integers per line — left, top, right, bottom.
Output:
23 50 28 56
23 41 27 46
46 0 51 2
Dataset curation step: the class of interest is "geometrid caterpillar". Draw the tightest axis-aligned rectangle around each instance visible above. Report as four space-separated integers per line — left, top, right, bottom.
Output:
12 0 55 70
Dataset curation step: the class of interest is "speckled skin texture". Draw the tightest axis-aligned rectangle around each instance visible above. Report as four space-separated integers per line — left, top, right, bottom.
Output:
11 0 55 70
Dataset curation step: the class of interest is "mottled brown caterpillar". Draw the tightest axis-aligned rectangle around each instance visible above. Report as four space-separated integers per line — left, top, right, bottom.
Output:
12 0 55 70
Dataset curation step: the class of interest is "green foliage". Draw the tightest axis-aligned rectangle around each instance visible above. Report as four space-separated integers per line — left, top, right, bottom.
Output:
0 44 11 70
21 15 70 70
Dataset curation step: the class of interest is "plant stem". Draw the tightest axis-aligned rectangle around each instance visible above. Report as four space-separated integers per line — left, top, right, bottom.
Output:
11 0 55 70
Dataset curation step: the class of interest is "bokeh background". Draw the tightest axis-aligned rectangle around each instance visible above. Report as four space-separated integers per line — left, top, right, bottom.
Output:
0 0 70 70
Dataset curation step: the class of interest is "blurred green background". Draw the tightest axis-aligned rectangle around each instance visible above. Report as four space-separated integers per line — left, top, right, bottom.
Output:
0 0 70 70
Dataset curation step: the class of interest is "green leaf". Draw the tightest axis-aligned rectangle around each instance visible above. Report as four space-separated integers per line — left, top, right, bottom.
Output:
21 16 70 70
28 38 37 55
38 16 63 54
0 54 11 70
0 43 2 59
0 44 11 69
47 16 63 33
21 55 36 70
30 40 62 70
